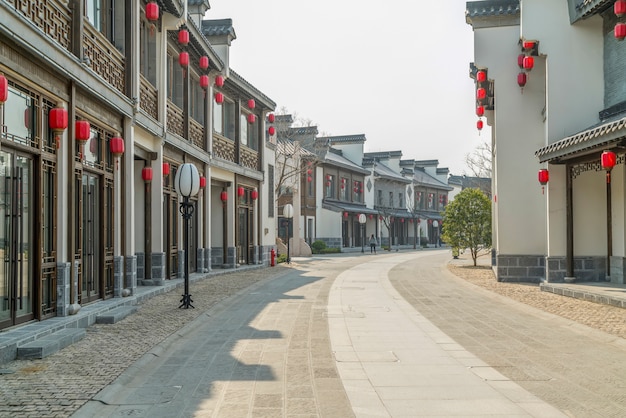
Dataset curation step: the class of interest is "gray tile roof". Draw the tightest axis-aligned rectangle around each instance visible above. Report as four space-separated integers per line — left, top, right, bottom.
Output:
318 134 366 145
535 115 626 163
413 169 453 191
374 161 411 183
322 149 370 175
364 151 402 160
227 69 276 110
465 0 520 19
573 0 612 21
202 18 236 38
276 138 316 158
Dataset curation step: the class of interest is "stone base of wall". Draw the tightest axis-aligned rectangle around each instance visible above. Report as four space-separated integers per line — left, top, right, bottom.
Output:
318 237 341 249
610 256 626 284
56 262 71 317
546 256 607 283
496 254 545 283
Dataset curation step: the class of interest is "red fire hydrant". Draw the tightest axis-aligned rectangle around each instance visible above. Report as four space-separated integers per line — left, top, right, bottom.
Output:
270 249 276 267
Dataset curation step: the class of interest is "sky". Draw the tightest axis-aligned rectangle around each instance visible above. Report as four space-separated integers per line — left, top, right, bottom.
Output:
206 0 487 175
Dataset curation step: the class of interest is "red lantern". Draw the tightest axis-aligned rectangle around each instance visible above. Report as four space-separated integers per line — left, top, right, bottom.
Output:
0 74 7 104
247 113 256 124
178 29 189 46
522 40 535 50
215 75 224 87
268 113 275 123
306 169 312 175
602 151 617 170
517 54 525 69
162 162 170 176
75 120 91 144
146 2 159 21
477 119 484 130
476 87 486 101
401 218 404 223
326 181 330 187
199 176 206 188
379 216 383 221
538 169 549 185
518 72 527 88
220 191 228 202
215 92 224 104
247 99 255 109
109 136 124 157
616 23 626 40
49 106 68 149
344 212 348 218
199 56 209 70
237 186 245 197
179 52 189 67
142 167 153 182
616 0 626 17
307 176 312 182
476 70 486 83
523 56 534 71
200 75 210 90
268 126 276 136
476 105 484 117
251 189 258 200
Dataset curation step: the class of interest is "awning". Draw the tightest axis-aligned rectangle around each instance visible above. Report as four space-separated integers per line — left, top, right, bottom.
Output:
322 201 378 215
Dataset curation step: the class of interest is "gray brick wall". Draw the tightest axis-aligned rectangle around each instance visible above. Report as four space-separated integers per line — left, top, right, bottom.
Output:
603 12 626 108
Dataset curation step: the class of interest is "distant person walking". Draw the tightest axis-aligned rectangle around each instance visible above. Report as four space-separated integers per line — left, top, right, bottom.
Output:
369 234 377 254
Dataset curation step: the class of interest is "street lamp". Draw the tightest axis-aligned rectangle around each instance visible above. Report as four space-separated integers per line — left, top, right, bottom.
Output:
358 213 366 253
174 163 200 308
283 203 294 264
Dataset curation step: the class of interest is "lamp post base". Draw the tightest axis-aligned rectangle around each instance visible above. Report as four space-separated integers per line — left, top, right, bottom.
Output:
179 294 194 309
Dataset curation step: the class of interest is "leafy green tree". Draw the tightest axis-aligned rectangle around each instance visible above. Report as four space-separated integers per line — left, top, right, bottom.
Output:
441 188 491 266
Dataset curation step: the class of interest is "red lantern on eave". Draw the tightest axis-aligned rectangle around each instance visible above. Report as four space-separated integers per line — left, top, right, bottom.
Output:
142 167 153 182
75 120 91 144
199 176 206 188
343 212 348 218
517 54 525 69
476 105 484 117
477 119 484 130
178 29 189 46
251 189 258 200
146 2 159 21
109 136 124 157
215 92 224 104
247 113 256 124
220 190 228 202
199 56 209 71
162 162 170 176
179 52 189 68
215 75 224 87
237 186 245 197
199 75 210 90
616 0 626 17
476 87 486 101
476 70 486 83
247 99 256 109
602 151 617 170
268 113 275 123
615 23 626 40
268 126 276 136
49 106 68 148
538 169 549 185
0 74 7 104
522 40 535 50
523 56 534 71
518 72 527 88
307 176 312 182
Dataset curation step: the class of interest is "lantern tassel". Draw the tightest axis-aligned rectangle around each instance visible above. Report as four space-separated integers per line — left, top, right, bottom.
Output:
150 24 155 37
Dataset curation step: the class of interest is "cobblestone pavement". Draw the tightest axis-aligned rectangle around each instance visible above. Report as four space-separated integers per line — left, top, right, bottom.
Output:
2 251 626 417
391 252 626 418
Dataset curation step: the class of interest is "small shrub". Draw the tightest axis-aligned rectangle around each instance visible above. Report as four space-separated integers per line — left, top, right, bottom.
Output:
277 254 288 263
311 240 327 254
321 247 341 254
420 237 429 247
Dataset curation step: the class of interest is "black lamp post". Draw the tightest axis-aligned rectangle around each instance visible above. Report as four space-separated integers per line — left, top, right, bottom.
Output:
358 213 366 253
175 163 200 308
283 203 293 264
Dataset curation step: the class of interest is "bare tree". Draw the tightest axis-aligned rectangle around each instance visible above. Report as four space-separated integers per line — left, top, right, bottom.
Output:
464 141 492 178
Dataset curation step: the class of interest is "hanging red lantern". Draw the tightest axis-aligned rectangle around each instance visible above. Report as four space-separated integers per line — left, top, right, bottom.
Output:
476 87 486 101
247 113 256 124
75 120 91 144
616 23 626 40
616 0 626 17
326 181 331 187
247 99 255 109
142 167 153 182
220 190 228 202
602 151 617 170
477 119 484 130
268 113 275 123
306 169 312 175
179 52 189 68
268 126 276 136
517 54 525 69
49 106 68 149
0 74 7 104
110 136 124 170
199 56 209 71
237 186 245 197
199 176 206 188
307 176 312 182
178 29 189 46
215 75 224 87
518 72 527 88
522 40 535 50
200 75 210 90
538 169 549 185
401 218 405 223
476 105 484 117
162 162 170 176
215 92 224 104
251 189 258 200
146 2 159 21
343 212 348 218
476 70 487 83
523 56 534 71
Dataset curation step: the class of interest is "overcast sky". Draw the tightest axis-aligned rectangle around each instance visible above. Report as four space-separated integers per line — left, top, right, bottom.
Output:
206 0 486 175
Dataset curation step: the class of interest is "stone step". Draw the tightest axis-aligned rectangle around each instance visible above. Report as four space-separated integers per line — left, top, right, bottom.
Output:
16 328 86 360
95 306 139 324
